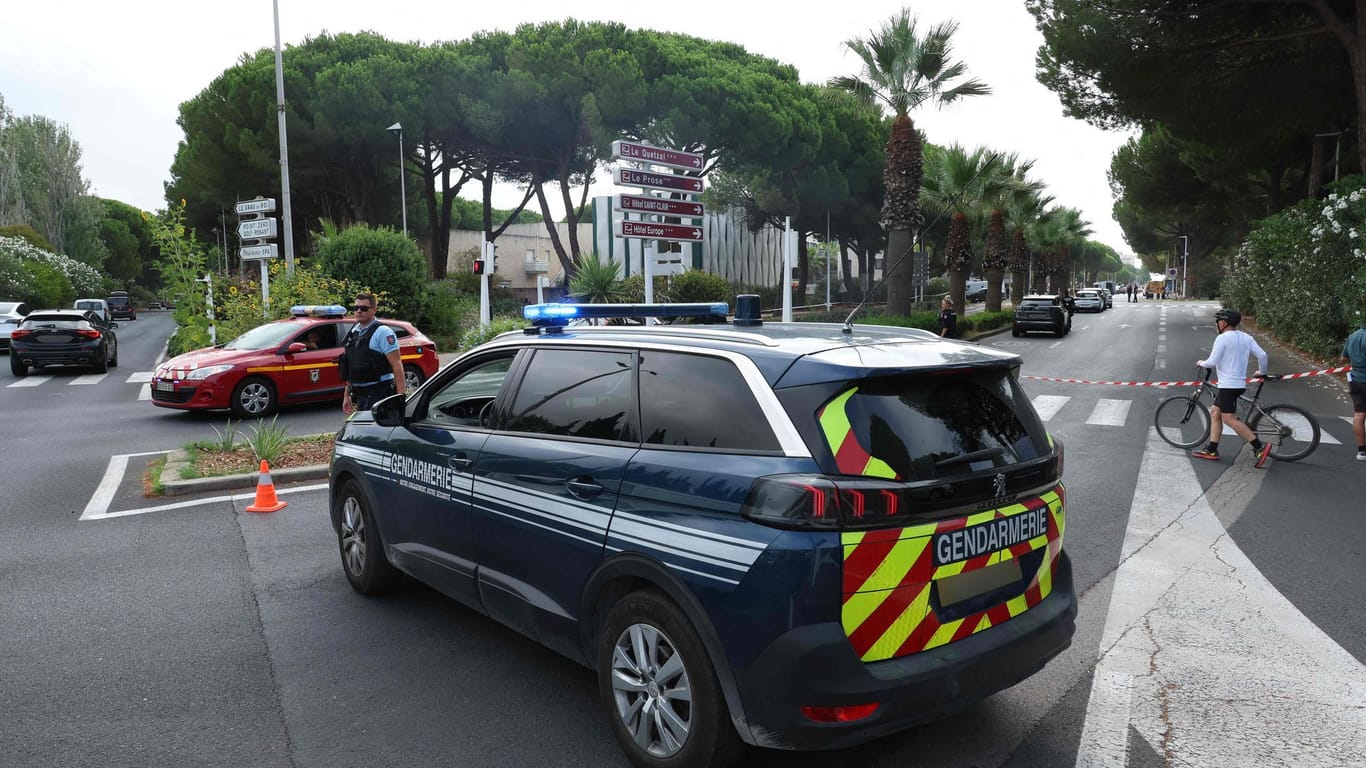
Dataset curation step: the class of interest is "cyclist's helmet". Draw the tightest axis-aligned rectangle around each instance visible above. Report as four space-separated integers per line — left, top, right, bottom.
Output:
1214 308 1241 326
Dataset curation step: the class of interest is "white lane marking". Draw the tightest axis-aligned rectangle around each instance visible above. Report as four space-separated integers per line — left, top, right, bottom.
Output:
138 384 152 401
1031 394 1069 422
1076 671 1134 768
1086 398 1131 426
80 451 169 520
1156 359 1166 369
69 374 107 385
7 376 51 388
82 471 328 521
1050 340 1064 349
1159 334 1167 341
126 371 153 383
1075 428 1366 767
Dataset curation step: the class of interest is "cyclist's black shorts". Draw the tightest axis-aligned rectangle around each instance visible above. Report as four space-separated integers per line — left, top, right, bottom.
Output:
1215 387 1244 412
1350 380 1366 413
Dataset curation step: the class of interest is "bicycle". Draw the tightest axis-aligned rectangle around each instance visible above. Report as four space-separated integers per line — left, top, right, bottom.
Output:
1153 368 1321 461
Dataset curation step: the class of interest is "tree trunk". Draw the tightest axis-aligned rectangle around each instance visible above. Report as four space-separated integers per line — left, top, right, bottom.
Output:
881 115 923 316
884 229 916 314
838 240 853 298
986 266 1004 311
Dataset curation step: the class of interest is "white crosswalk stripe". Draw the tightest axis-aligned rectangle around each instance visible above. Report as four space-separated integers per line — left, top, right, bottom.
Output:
138 384 152 401
7 376 50 388
1031 395 1069 422
126 371 153 383
1029 393 1349 445
69 374 107 385
1086 398 1131 426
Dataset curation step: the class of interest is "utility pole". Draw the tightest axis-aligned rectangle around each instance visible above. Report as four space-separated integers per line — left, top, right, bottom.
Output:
272 0 296 276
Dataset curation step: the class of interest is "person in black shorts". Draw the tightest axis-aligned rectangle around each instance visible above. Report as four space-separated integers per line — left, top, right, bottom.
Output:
1343 317 1366 460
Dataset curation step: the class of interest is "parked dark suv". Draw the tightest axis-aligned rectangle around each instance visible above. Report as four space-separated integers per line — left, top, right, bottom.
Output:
329 299 1075 768
1013 294 1071 337
106 291 135 321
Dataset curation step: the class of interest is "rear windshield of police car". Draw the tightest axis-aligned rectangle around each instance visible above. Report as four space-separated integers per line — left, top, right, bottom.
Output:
806 369 1051 481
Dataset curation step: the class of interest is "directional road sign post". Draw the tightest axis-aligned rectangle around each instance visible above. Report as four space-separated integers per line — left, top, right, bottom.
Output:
615 220 704 243
234 198 277 216
237 218 279 241
611 140 704 172
613 168 704 195
239 244 279 261
613 194 704 218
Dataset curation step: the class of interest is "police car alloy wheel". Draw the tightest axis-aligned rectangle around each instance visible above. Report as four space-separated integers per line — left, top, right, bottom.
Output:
598 590 743 768
231 376 277 418
336 479 397 595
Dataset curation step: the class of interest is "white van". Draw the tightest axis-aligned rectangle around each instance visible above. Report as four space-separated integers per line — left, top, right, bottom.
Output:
74 298 111 324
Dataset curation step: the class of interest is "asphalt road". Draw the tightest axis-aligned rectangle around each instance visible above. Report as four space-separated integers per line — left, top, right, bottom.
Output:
1 302 1362 767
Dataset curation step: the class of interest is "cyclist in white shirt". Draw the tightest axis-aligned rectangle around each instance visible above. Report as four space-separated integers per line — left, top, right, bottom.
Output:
1192 308 1273 467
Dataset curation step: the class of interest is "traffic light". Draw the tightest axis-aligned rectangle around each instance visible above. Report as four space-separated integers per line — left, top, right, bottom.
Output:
472 258 487 275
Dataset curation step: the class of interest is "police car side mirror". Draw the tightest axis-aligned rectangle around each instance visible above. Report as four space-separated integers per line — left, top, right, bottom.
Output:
372 394 407 427
283 342 307 354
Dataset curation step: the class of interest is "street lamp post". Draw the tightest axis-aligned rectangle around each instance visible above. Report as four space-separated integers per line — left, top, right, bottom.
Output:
1178 235 1189 298
387 122 407 239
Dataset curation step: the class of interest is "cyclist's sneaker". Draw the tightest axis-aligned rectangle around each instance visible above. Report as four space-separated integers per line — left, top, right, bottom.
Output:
1356 450 1366 462
1191 448 1220 461
1255 442 1272 469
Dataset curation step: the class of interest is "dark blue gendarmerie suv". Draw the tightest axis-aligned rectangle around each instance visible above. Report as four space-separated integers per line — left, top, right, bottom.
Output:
328 298 1076 768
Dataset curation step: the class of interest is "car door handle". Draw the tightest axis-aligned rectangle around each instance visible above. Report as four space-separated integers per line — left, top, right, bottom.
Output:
566 479 604 499
448 455 473 470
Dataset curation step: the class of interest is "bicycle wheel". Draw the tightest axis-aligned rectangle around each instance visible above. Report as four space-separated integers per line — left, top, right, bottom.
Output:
1154 395 1212 450
1249 404 1320 462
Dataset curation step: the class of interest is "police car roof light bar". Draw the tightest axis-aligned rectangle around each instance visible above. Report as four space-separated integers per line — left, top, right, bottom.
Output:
290 305 348 318
522 302 729 327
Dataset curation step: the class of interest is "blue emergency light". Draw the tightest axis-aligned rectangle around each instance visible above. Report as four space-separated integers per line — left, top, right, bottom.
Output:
522 302 729 327
290 304 349 318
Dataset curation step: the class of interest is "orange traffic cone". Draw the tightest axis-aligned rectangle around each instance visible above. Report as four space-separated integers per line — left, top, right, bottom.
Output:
245 460 287 513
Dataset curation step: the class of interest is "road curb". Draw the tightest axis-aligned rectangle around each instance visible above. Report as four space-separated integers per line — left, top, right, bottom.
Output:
159 449 329 496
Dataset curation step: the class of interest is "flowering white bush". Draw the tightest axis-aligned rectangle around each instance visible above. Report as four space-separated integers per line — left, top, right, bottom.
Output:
0 235 107 301
1227 176 1366 357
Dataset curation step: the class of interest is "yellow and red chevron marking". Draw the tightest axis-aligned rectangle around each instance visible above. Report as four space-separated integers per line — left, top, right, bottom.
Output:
817 388 898 479
840 489 1065 662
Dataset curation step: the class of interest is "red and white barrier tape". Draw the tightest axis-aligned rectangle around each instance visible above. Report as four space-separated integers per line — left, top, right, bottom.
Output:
1020 365 1350 387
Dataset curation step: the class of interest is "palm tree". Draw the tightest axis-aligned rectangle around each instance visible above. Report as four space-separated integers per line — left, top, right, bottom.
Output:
832 9 989 315
1031 207 1091 295
1005 191 1054 303
919 144 1014 311
982 155 1044 312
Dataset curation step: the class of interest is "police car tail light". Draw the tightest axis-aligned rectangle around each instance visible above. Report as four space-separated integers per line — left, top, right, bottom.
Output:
799 703 880 723
741 475 924 531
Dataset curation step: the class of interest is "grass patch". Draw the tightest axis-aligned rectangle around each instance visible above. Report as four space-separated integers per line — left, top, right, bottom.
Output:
143 455 167 497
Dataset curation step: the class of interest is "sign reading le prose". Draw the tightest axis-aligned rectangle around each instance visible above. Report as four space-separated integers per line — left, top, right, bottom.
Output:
614 194 704 218
234 198 277 215
611 140 704 171
614 168 704 194
237 218 278 240
616 220 704 243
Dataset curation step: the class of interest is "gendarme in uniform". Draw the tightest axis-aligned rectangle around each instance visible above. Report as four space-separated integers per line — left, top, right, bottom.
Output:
344 313 400 411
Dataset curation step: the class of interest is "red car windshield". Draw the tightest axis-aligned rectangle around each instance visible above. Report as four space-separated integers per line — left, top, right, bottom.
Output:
224 322 301 351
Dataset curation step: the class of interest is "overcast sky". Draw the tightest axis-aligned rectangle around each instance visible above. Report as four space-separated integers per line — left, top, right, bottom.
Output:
0 0 1134 255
